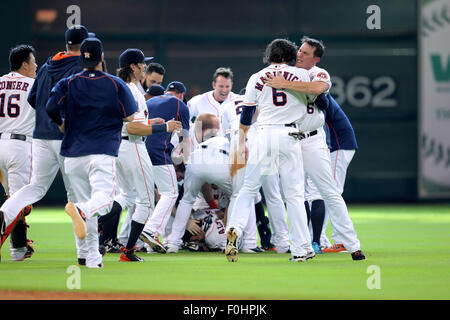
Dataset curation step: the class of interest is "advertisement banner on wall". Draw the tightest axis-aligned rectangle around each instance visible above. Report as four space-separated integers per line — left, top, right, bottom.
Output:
419 0 450 198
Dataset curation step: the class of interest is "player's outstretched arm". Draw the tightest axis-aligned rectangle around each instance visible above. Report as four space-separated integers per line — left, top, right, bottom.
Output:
264 73 328 96
126 119 182 136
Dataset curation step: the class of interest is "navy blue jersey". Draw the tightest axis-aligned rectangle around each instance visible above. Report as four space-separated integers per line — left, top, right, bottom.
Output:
46 70 137 157
145 93 190 166
28 52 83 140
315 93 358 152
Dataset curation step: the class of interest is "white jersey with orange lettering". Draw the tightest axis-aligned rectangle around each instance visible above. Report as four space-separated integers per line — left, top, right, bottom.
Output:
188 90 238 122
244 64 310 125
0 72 35 136
0 72 34 198
295 65 332 132
220 94 245 136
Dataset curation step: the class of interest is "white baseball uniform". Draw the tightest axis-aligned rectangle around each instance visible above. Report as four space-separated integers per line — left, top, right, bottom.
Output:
226 63 313 258
188 90 238 122
166 136 258 250
115 82 154 244
192 209 227 251
0 72 35 196
0 72 35 260
297 66 361 253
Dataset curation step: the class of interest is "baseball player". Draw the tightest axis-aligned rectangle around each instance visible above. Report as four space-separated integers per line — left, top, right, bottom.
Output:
144 84 165 101
102 50 181 262
45 38 138 268
183 207 227 252
141 62 165 94
313 92 358 253
0 45 37 262
225 38 315 263
264 36 365 261
188 67 237 122
166 114 259 253
139 81 190 253
0 25 92 265
221 94 272 253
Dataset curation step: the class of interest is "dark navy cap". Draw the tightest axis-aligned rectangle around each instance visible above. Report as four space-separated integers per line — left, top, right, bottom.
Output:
65 25 89 45
80 38 103 68
146 84 165 97
119 49 153 68
88 32 96 38
166 81 186 94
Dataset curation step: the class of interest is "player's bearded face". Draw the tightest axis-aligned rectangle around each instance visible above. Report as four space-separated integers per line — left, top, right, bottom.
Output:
145 72 164 87
212 76 232 102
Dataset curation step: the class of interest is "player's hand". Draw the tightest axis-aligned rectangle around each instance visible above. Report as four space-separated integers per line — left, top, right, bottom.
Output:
58 121 65 133
166 118 183 133
263 73 286 89
186 219 203 236
230 143 248 178
150 117 165 125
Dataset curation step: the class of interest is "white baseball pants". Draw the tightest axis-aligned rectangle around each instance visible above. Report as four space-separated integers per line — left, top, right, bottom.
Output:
166 148 235 250
1 138 76 224
64 154 117 267
115 140 154 225
226 125 312 257
143 164 178 236
0 137 32 260
301 128 360 253
321 149 356 245
261 174 290 253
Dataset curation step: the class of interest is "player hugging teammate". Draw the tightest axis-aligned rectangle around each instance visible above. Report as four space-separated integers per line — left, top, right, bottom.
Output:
0 24 365 266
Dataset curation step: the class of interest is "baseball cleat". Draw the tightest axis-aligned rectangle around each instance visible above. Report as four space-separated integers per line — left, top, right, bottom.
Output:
103 238 123 253
305 250 316 260
139 230 167 254
241 247 265 253
312 242 322 254
351 250 366 261
21 239 35 260
99 245 107 257
289 255 307 262
166 246 179 253
322 243 347 253
119 248 144 262
86 262 104 268
65 202 87 239
225 228 239 262
262 243 277 252
78 258 86 266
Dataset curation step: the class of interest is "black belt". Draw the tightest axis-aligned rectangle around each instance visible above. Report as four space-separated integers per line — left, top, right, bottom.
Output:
0 133 27 141
284 123 297 128
288 129 318 140
201 144 229 156
122 136 145 142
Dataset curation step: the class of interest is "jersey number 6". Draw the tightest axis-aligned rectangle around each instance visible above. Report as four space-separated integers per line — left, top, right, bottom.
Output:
0 93 21 118
272 88 287 107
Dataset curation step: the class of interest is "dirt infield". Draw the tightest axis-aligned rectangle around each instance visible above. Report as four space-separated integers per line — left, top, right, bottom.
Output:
0 290 235 300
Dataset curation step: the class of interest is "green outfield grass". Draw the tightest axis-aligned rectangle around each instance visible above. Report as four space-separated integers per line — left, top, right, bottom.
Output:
0 204 449 299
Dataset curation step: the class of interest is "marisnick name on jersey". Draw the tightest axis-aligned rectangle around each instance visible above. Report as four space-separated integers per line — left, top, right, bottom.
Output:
255 71 299 91
0 80 30 92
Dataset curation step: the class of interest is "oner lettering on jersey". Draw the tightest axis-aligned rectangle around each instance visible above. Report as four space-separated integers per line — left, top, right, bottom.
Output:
0 72 35 136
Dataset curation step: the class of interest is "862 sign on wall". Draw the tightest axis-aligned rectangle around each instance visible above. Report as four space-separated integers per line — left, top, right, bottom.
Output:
330 75 397 108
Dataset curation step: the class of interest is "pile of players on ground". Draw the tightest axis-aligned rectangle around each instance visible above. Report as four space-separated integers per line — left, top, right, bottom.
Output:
0 25 365 268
